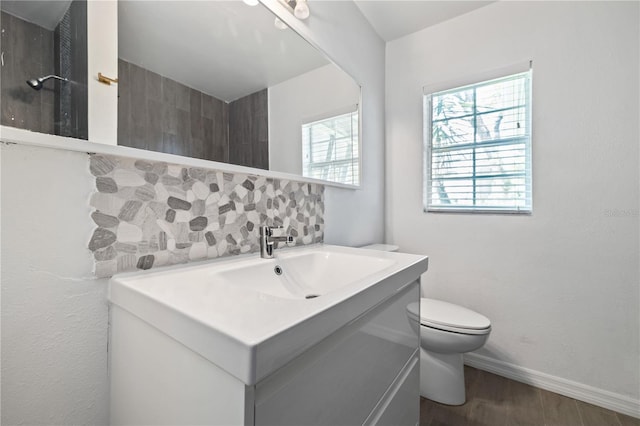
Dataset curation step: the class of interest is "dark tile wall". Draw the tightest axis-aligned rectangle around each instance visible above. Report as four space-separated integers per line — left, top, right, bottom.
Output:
0 2 87 140
229 88 269 170
118 59 229 162
54 0 88 139
118 59 269 170
1 11 55 134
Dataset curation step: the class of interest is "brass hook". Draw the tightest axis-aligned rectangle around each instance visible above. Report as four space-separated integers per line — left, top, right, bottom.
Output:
98 72 118 85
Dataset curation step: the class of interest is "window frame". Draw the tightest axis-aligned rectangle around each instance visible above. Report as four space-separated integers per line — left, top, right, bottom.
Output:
423 65 533 214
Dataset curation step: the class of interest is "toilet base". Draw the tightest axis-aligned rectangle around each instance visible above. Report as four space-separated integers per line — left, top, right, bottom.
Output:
420 348 465 405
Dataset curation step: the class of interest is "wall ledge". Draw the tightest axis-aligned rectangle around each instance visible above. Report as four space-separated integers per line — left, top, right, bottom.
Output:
0 125 359 190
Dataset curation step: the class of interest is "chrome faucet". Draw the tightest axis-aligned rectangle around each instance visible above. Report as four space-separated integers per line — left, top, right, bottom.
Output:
259 226 294 259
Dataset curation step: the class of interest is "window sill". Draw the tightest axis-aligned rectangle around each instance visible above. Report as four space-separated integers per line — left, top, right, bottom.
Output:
424 207 532 215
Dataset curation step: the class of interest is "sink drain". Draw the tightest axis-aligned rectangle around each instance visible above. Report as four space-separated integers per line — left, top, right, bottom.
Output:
305 294 320 299
274 265 283 275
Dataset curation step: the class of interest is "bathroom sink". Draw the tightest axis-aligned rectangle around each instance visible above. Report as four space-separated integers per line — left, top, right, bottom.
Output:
109 244 428 385
214 250 397 300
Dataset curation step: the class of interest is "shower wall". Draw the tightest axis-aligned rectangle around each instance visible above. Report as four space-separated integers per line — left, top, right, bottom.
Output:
229 88 269 170
118 59 269 169
0 11 56 134
117 59 230 162
0 0 87 139
54 0 88 139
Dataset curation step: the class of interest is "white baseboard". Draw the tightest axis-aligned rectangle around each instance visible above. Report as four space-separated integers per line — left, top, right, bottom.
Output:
464 353 640 419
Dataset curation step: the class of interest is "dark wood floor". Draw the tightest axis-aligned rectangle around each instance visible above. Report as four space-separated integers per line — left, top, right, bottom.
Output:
420 366 639 426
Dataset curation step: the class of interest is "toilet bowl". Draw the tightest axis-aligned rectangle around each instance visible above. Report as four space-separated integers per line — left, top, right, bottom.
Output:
406 298 491 405
359 244 491 406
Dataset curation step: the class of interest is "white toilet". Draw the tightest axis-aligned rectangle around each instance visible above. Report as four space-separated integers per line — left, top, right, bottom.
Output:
406 298 491 405
361 243 492 405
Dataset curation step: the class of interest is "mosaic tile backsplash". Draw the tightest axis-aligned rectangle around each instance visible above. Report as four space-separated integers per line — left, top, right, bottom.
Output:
88 154 324 277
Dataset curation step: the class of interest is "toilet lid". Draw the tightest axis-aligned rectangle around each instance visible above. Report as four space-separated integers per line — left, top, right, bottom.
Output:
406 298 491 334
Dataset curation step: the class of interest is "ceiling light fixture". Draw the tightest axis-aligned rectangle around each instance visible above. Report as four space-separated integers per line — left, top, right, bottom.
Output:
242 0 259 6
273 0 310 29
293 0 310 20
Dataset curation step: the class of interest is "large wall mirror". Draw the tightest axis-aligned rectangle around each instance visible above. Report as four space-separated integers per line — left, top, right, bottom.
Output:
0 0 361 186
119 0 361 186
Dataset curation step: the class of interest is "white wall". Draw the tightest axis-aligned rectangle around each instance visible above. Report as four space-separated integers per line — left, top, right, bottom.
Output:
1 144 110 425
262 0 386 247
87 0 118 145
269 64 360 176
0 2 385 423
386 0 639 406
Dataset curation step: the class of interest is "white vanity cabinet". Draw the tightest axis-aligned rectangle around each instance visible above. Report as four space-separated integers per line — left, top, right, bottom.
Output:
254 281 420 426
108 245 428 425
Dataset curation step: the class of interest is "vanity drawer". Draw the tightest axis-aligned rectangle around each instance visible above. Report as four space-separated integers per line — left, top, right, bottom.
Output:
364 354 419 426
254 280 420 426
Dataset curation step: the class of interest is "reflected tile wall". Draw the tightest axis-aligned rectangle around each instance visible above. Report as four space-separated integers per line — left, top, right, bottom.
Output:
118 59 229 163
118 59 269 169
88 154 325 278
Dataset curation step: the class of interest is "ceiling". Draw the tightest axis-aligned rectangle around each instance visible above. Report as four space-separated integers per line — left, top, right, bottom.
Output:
1 0 331 103
1 0 72 31
2 0 497 100
0 0 498 48
353 0 495 42
118 1 329 102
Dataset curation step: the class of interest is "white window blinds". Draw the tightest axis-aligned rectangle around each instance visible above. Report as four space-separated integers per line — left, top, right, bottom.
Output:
424 70 532 213
302 110 359 186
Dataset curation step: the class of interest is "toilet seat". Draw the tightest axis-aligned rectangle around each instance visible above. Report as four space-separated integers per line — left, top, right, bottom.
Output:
407 298 491 335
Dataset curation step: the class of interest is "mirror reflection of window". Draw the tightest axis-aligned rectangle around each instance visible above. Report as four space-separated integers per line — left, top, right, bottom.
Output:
302 109 359 186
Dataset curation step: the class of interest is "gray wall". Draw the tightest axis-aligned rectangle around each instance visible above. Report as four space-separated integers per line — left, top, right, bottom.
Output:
229 88 268 170
0 2 88 139
54 0 88 139
118 59 269 170
117 59 228 161
1 11 55 134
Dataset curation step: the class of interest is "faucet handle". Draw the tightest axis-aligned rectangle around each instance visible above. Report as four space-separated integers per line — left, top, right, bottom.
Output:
259 225 284 237
274 234 294 250
269 225 284 236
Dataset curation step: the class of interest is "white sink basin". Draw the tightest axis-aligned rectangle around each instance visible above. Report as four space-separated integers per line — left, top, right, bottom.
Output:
215 250 396 299
109 244 428 385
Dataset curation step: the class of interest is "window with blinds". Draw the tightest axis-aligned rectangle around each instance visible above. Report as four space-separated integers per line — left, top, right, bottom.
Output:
424 70 532 213
302 110 359 186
